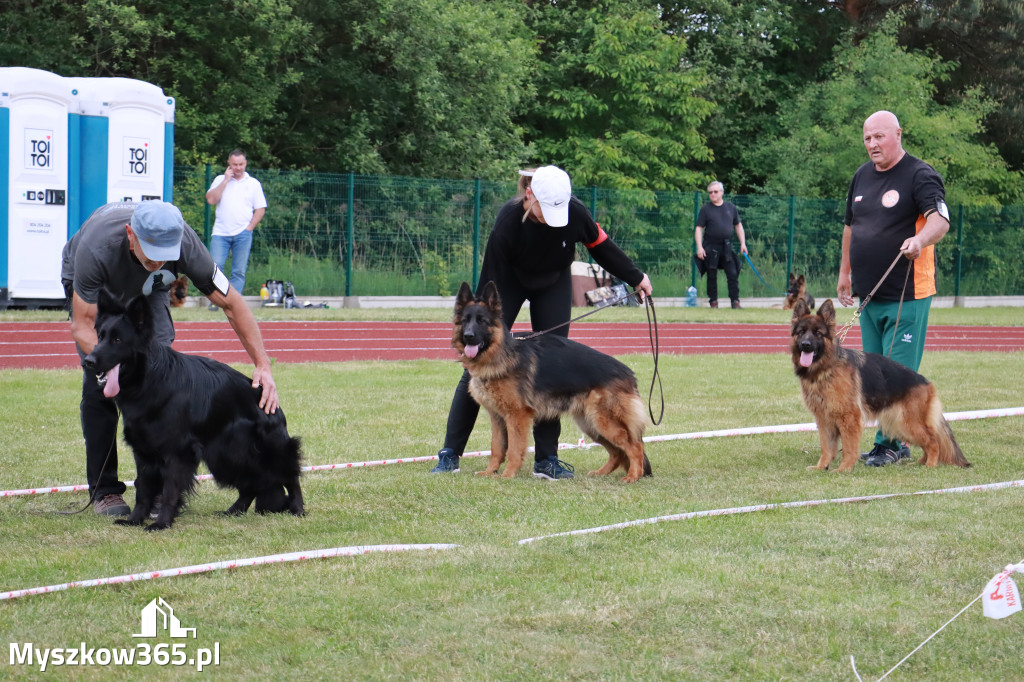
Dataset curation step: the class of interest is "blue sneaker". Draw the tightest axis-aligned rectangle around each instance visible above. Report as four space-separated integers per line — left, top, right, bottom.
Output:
533 458 575 480
430 448 460 473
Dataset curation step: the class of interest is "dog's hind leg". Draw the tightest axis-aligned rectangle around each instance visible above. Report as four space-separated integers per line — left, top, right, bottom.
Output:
583 394 650 483
225 491 256 516
587 437 628 478
254 487 286 514
285 478 305 516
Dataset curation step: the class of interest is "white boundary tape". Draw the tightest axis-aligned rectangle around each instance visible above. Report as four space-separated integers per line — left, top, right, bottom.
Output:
4 407 1021 499
517 479 1024 545
0 544 458 601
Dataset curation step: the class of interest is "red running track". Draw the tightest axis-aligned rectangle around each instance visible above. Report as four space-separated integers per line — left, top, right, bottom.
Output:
2 321 1023 370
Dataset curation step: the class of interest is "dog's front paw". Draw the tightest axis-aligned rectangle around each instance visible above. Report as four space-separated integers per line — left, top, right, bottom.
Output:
476 470 495 477
806 465 827 471
222 507 247 517
114 518 144 526
144 522 171 532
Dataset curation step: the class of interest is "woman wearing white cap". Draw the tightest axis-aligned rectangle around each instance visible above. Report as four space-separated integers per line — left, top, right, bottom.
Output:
431 166 653 479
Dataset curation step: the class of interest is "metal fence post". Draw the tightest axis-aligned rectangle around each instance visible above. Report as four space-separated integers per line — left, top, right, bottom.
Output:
691 191 700 288
786 195 796 279
203 164 212 246
345 172 354 298
954 204 965 306
472 178 481 291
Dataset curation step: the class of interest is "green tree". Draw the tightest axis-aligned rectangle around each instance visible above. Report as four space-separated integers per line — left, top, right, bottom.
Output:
837 0 1024 172
523 0 714 191
1 0 311 166
278 0 533 177
752 17 1021 206
659 1 850 192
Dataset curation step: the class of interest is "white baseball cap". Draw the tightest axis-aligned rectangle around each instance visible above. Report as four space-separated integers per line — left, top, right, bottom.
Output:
530 165 572 227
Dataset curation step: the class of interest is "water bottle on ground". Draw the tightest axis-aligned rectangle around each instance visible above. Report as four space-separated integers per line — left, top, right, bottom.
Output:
686 286 697 308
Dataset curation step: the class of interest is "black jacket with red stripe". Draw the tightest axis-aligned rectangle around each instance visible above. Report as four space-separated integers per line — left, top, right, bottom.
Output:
477 196 643 294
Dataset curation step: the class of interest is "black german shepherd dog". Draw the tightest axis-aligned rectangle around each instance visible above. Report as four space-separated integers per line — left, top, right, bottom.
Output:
83 290 304 530
454 281 652 482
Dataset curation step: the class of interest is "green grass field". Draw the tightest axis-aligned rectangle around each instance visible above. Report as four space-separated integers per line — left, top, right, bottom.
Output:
1 331 1022 679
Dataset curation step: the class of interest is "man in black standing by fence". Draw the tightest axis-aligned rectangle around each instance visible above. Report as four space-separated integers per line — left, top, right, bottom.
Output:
695 181 748 308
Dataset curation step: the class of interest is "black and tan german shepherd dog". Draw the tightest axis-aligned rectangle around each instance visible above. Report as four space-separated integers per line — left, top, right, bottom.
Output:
790 298 969 472
168 275 189 307
783 273 815 311
83 290 304 530
453 281 652 482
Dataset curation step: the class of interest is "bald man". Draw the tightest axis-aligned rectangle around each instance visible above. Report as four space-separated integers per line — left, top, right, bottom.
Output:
837 110 951 467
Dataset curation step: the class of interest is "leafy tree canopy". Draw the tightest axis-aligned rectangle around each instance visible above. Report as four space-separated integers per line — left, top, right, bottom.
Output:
523 0 714 191
752 16 1021 206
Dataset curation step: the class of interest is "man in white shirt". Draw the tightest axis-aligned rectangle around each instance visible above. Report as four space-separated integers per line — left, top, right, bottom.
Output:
205 149 267 304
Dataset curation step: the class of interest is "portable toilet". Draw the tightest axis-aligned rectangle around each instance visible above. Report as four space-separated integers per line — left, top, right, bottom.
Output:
68 77 175 225
0 67 76 307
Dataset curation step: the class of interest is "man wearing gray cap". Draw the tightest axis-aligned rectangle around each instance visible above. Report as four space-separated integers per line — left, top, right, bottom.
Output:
62 201 279 516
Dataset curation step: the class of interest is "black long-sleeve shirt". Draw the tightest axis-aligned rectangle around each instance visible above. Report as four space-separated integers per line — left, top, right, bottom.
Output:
477 196 643 295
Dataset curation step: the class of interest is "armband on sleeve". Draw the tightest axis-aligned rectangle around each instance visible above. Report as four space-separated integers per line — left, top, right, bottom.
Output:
585 223 609 249
212 265 230 296
935 200 949 221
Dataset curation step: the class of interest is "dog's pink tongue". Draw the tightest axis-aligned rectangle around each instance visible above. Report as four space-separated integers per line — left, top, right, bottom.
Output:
799 351 814 368
464 344 479 359
103 365 121 398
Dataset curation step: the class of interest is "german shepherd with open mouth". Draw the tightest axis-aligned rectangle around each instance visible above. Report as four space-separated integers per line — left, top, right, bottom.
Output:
453 281 652 482
790 298 969 472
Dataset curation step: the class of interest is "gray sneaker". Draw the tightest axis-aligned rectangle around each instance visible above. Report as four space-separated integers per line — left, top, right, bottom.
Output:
533 458 575 480
94 493 130 517
430 449 460 473
864 444 912 467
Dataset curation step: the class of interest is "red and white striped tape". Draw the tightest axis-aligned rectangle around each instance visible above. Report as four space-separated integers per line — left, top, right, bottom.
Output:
517 479 1024 545
3 407 1021 498
0 543 458 601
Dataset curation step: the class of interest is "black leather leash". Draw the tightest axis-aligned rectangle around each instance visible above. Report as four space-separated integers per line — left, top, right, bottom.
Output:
519 290 663 425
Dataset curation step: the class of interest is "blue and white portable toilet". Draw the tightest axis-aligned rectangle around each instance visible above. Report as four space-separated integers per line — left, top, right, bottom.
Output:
0 67 77 306
68 77 175 224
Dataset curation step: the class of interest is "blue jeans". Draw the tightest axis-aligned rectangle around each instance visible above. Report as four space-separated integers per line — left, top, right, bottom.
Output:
210 231 254 294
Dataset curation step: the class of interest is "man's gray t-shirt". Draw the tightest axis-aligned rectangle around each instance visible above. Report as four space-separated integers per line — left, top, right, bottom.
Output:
62 202 224 347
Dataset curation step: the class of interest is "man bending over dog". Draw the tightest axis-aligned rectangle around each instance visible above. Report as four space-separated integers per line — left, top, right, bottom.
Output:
62 201 279 516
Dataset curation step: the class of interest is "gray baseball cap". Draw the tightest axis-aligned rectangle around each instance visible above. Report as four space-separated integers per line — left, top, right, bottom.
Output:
131 201 184 261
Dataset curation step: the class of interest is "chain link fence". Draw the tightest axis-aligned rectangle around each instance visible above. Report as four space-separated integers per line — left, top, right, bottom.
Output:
175 166 1024 300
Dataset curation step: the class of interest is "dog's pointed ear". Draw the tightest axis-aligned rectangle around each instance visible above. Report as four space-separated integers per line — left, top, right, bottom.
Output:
797 275 805 286
126 293 151 332
818 298 836 326
97 288 120 315
791 298 809 321
482 281 502 313
455 282 474 307
788 272 796 286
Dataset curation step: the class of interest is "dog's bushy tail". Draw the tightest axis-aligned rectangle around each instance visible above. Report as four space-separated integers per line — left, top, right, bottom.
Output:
930 402 970 467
